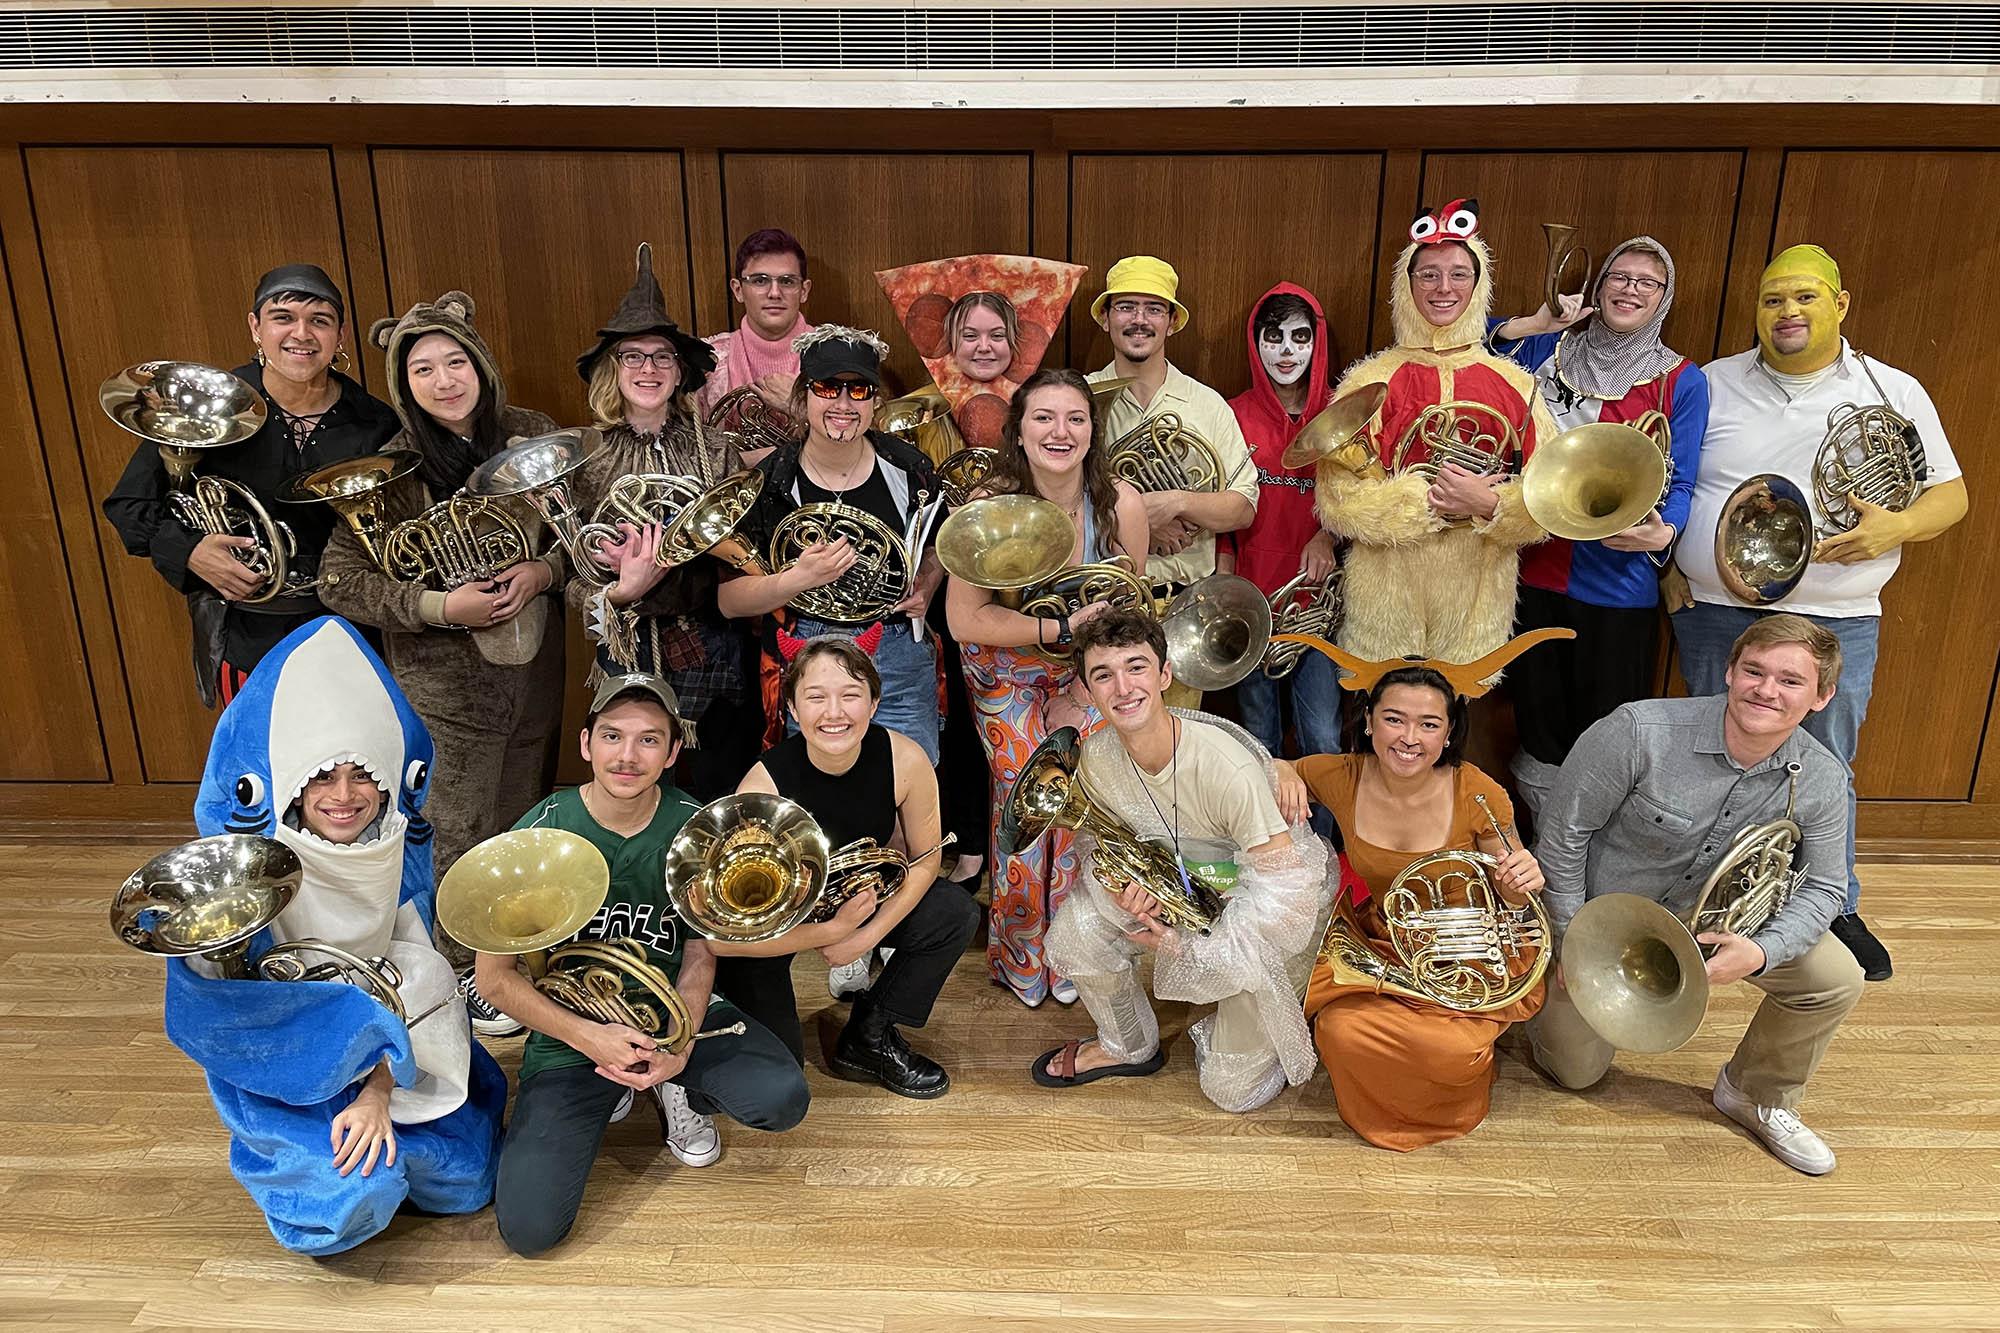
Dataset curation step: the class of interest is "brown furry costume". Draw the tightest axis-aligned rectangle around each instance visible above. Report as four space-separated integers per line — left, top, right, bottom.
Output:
1317 235 1556 665
317 290 564 882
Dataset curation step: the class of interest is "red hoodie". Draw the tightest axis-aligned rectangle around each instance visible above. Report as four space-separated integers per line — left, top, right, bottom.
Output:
1226 281 1336 595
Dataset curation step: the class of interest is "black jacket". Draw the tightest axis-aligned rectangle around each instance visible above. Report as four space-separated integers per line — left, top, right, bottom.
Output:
101 362 401 679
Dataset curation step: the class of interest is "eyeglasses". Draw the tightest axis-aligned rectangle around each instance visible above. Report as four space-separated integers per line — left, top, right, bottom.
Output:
1602 272 1667 295
807 379 878 401
1412 268 1476 287
741 273 803 291
614 349 679 370
1110 300 1172 320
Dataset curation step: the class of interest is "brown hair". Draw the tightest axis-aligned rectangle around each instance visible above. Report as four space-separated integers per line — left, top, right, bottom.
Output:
945 290 1020 359
985 368 1126 561
781 636 882 706
734 227 808 280
1728 613 1843 693
1072 605 1168 675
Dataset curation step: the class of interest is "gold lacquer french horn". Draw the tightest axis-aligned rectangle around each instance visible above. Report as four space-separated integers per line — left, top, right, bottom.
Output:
1104 411 1233 494
438 828 744 1054
379 493 532 591
770 485 948 623
664 793 831 944
705 386 803 457
1519 420 1669 542
1259 571 1343 680
279 448 424 570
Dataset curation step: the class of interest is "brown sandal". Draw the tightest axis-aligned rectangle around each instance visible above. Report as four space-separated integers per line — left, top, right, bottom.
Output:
1030 1039 1166 1087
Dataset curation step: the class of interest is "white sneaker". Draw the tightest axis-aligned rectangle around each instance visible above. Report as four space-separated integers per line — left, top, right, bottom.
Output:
657 1081 722 1167
455 965 525 1038
828 956 872 999
609 1087 635 1124
1712 1067 1836 1175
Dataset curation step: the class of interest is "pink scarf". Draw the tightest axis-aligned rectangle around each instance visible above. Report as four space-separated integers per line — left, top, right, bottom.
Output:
720 314 813 393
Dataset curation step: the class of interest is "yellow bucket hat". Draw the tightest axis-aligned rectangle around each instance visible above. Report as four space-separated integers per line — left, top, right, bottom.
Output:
1089 255 1190 333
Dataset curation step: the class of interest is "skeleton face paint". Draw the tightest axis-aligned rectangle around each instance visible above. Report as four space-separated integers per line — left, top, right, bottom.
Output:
1258 314 1314 387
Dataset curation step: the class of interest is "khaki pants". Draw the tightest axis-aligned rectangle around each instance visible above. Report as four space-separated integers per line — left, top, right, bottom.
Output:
1526 933 1864 1110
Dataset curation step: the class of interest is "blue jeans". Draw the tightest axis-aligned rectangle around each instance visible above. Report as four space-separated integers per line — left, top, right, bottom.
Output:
1236 648 1344 760
785 617 941 763
1671 601 1880 912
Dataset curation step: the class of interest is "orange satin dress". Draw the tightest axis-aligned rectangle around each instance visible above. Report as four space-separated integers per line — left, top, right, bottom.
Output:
1297 755 1545 1151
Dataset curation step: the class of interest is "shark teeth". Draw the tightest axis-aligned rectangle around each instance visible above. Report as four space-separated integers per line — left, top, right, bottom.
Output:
283 751 391 812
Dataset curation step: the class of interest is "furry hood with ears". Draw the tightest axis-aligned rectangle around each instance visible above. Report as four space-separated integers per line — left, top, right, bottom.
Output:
1389 235 1495 351
368 289 507 431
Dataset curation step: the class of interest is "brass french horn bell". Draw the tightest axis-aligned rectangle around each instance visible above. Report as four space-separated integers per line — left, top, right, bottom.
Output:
655 467 772 574
664 793 830 944
879 386 951 440
436 827 609 963
279 448 424 569
1520 421 1669 542
1161 573 1273 691
1542 221 1592 314
112 834 303 975
934 495 1075 605
1281 381 1389 473
1716 472 1813 604
463 428 606 578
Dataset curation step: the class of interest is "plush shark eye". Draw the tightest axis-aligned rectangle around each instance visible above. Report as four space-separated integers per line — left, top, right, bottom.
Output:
405 759 429 793
235 774 266 807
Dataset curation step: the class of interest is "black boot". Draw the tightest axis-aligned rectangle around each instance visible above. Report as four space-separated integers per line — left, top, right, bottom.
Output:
1829 912 1892 982
831 1002 950 1099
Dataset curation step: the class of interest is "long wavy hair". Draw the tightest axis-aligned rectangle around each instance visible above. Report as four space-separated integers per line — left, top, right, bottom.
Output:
984 368 1125 561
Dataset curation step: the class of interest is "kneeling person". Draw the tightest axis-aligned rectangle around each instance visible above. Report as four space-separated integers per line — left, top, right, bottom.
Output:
482 675 808 1257
716 637 979 1097
1529 614 1861 1174
1038 608 1331 1113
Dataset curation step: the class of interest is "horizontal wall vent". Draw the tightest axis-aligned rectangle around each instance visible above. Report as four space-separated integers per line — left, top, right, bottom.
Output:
4 5 1998 72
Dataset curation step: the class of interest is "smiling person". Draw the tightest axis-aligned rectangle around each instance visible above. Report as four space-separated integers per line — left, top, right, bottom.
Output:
948 368 1150 1008
1292 656 1548 1151
711 638 978 1096
1086 256 1258 705
1485 236 1710 818
317 290 566 900
720 326 947 764
1528 615 1860 1174
1034 608 1331 1113
1671 244 1967 980
103 263 399 704
1224 283 1342 762
565 243 758 801
696 228 814 425
1316 202 1556 666
484 674 809 1256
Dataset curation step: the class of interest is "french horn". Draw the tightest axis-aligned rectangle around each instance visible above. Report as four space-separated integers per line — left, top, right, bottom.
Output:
933 494 1074 601
1259 571 1343 680
1317 794 1549 1013
704 385 802 457
379 493 533 591
1390 400 1522 481
438 828 744 1054
999 726 1223 934
935 446 999 507
1519 420 1668 542
1014 557 1157 654
1813 400 1926 533
1542 221 1592 314
664 793 831 944
1282 383 1389 474
571 471 705 566
279 448 424 570
1159 573 1273 691
1105 411 1232 494
813 834 958 925
100 360 302 603
112 834 438 1026
1560 815 1805 1054
771 488 949 623
1715 472 1814 604
878 386 952 441
464 428 606 582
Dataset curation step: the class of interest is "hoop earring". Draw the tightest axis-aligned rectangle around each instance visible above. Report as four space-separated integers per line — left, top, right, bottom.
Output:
332 345 352 374
254 346 267 367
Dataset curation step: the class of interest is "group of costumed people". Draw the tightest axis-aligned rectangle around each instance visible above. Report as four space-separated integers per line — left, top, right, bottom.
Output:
100 201 1965 1256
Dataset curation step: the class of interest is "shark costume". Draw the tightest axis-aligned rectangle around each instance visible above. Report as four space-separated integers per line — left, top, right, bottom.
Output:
166 616 505 1255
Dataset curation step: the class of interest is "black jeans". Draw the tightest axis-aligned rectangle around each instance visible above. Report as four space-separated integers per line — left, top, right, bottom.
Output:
712 883 980 1064
1510 584 1663 767
493 1003 808 1257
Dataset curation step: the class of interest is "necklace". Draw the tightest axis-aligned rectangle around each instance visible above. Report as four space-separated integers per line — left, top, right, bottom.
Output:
581 780 659 835
1129 715 1185 867
807 441 873 506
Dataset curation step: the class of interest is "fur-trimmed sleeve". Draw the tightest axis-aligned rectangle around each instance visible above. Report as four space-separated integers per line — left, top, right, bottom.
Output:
1316 467 1441 548
1473 477 1546 549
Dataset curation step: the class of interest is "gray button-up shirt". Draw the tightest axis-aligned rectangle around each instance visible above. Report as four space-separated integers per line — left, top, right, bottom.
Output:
1534 694 1848 970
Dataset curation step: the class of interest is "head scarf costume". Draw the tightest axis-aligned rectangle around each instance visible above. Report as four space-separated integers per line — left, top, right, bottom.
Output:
874 253 1087 450
1315 200 1557 665
166 617 504 1255
1552 236 1684 400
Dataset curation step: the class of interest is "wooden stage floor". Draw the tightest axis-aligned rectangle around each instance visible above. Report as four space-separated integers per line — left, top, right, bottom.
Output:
3 841 1996 1331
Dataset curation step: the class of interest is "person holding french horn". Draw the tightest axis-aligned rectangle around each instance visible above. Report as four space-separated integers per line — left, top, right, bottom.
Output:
1488 234 1710 820
1527 615 1860 1175
1670 243 1967 981
479 673 809 1258
709 637 978 1098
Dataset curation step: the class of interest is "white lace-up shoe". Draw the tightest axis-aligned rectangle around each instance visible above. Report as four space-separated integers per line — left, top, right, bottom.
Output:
828 956 872 1000
1712 1067 1836 1175
455 965 525 1038
657 1081 721 1167
609 1087 635 1125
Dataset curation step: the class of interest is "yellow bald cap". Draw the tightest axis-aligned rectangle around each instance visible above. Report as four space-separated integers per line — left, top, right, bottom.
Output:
1762 244 1842 292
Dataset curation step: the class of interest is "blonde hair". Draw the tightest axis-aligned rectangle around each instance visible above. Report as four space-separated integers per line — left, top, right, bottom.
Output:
586 345 695 430
945 290 1019 356
1728 613 1843 693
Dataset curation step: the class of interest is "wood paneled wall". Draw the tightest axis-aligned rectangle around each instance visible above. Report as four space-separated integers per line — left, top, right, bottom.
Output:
1 103 1996 846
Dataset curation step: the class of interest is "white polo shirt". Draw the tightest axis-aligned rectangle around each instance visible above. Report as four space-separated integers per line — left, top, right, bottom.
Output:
1089 361 1258 588
1679 340 1959 618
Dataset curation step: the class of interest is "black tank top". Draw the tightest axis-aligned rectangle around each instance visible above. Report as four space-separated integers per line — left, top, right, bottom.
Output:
760 723 896 848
